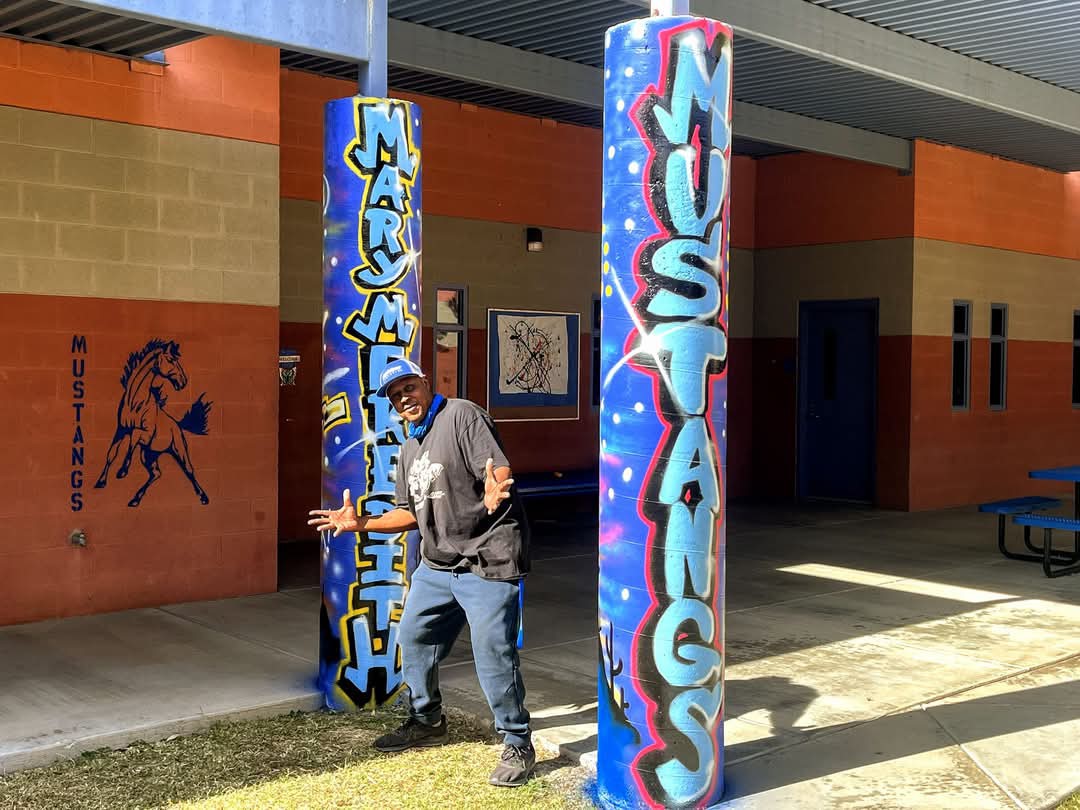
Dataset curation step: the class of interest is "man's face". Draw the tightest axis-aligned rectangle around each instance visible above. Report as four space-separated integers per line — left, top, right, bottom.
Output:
387 375 434 425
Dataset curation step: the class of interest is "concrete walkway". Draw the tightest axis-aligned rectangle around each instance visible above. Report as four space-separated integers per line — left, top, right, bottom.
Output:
2 502 1078 810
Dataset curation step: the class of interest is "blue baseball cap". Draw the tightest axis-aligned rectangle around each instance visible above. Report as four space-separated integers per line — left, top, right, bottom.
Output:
375 358 425 398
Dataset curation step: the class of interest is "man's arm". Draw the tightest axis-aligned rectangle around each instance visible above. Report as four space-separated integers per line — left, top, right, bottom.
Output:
362 508 419 534
483 458 514 514
308 489 418 536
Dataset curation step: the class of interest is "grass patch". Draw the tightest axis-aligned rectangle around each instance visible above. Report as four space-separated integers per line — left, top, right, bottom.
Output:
1059 793 1080 810
0 707 593 810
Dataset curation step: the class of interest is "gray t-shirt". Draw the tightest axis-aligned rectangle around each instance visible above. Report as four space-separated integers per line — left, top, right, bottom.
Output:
395 398 529 581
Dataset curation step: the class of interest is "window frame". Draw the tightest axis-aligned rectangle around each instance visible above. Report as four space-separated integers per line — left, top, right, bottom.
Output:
952 300 971 411
1072 310 1080 408
989 303 1007 411
433 285 467 400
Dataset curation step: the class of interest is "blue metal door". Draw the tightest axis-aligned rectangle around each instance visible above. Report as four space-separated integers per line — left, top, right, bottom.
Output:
798 300 877 502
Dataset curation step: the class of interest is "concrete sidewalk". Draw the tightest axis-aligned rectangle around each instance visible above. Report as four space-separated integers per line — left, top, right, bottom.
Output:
2 502 1079 810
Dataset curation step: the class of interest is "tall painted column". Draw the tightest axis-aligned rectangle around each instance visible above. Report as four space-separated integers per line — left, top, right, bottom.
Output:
319 96 422 710
597 7 733 809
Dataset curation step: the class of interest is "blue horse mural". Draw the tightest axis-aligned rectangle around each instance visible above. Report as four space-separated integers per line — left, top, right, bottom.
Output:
95 338 212 508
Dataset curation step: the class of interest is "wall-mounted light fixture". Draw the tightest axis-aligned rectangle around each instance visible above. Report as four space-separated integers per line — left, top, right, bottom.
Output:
526 227 543 252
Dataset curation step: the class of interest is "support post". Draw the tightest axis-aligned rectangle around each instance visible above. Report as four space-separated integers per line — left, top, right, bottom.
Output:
651 0 691 15
597 9 732 809
359 0 388 97
319 96 422 710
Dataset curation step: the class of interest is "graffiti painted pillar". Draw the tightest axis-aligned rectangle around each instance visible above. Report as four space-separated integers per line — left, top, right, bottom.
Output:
320 96 422 710
597 13 733 810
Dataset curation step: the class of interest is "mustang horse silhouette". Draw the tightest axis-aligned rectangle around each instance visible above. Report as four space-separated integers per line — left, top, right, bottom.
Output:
95 338 212 507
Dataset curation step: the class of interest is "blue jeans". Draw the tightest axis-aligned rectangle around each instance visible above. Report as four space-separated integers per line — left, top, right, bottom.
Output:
399 562 531 747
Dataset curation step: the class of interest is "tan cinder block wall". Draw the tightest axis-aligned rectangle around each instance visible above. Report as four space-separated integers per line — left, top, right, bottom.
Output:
753 239 915 339
279 199 606 326
280 197 322 323
0 105 278 306
422 216 597 323
278 197 749 337
728 249 753 339
913 238 1080 340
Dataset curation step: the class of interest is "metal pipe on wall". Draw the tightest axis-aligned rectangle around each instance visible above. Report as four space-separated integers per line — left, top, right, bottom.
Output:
320 95 423 710
597 11 733 809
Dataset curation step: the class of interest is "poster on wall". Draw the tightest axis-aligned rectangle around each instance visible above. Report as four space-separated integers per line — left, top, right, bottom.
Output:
487 309 579 421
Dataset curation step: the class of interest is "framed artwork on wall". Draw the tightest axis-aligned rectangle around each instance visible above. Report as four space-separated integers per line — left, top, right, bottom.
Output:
486 308 580 421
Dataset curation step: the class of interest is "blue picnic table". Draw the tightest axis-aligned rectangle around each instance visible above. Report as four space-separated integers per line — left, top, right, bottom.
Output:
1029 465 1080 509
1024 466 1080 577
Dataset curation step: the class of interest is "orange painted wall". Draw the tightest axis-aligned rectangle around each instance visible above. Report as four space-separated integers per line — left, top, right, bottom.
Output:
279 68 757 247
278 321 322 541
747 335 911 508
878 335 912 509
749 151 916 506
915 141 1080 260
755 152 914 249
0 295 279 625
280 69 599 231
0 36 278 144
909 337 1080 510
907 143 1080 508
730 157 756 251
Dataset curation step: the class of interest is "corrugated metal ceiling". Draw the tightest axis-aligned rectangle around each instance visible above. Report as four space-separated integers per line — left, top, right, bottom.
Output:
4 0 1077 170
388 0 637 67
280 52 791 157
735 39 1080 171
0 0 201 59
809 0 1080 94
380 0 1080 171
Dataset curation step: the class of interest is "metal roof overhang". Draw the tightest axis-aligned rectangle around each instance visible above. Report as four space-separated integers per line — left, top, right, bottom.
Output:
0 0 200 59
808 0 1080 95
17 1 1080 173
364 0 1080 172
47 0 373 63
284 18 913 171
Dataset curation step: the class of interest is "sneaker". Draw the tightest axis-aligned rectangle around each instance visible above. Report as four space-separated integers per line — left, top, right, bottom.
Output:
374 715 449 752
489 742 536 787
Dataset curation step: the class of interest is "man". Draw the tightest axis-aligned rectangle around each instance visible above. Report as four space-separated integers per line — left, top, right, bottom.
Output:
309 358 534 787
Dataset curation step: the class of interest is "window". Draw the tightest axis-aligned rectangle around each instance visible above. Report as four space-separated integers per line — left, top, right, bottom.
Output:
952 301 971 410
434 287 466 399
989 304 1007 410
1073 312 1080 407
591 294 602 408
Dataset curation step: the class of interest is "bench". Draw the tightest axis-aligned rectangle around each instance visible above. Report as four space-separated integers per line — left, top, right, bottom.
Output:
1012 513 1080 578
978 496 1062 565
514 469 598 499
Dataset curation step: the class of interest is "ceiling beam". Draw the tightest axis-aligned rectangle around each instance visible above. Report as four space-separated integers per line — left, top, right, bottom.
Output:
388 18 598 108
624 0 1080 136
388 18 911 171
734 101 911 170
53 0 372 62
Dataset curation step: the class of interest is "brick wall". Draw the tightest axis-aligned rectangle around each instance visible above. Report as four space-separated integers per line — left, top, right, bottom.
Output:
904 143 1080 509
277 71 760 525
0 38 281 626
0 36 279 144
0 106 278 304
749 152 916 507
280 197 322 323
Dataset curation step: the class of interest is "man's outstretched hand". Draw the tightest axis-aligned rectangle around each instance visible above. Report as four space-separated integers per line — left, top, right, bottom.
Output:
308 488 364 536
484 457 514 515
